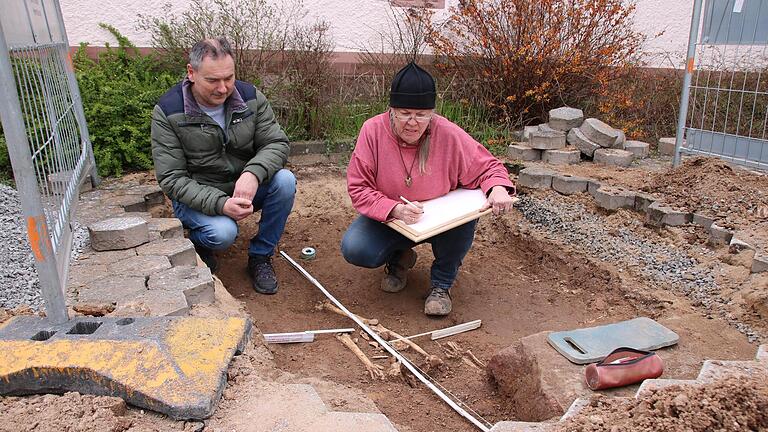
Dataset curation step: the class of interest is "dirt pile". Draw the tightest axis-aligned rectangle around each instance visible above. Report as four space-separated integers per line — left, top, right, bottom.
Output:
0 393 134 432
643 157 768 229
558 374 768 432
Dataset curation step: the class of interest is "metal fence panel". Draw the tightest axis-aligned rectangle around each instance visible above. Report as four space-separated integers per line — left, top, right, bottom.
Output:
675 0 768 170
0 0 99 323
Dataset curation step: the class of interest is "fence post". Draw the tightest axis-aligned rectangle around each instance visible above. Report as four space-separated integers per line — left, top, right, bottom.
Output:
0 20 69 324
673 0 704 167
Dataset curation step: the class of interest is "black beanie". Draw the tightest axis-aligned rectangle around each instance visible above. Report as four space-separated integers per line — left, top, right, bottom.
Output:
389 62 436 109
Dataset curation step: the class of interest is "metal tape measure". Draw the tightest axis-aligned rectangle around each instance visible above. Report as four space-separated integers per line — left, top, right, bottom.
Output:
300 247 316 260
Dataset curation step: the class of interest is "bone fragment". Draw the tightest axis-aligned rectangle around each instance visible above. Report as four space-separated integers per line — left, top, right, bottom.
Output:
336 333 384 380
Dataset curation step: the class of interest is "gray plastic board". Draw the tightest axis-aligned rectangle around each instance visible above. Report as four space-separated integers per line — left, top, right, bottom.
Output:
547 317 679 364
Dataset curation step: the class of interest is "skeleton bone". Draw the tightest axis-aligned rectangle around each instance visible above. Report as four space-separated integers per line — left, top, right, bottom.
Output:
336 333 384 380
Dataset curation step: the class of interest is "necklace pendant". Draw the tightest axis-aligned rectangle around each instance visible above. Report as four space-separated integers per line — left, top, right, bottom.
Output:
405 176 412 187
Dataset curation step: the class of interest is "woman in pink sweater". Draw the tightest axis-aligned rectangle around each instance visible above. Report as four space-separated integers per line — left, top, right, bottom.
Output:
341 62 516 316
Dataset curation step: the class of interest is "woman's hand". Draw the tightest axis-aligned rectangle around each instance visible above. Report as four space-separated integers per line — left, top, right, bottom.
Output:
391 202 424 225
483 186 516 215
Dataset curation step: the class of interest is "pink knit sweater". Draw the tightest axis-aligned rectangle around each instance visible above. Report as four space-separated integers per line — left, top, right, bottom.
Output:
347 112 515 222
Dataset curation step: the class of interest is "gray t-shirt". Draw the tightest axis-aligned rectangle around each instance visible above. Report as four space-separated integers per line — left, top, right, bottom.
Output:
200 104 226 130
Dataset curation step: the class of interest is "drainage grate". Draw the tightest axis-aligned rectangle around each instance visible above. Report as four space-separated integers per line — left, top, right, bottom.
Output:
66 322 102 335
30 330 56 341
116 318 135 326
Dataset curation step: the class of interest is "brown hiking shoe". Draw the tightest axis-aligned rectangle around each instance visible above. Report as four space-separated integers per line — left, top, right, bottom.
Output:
380 249 417 293
424 286 452 316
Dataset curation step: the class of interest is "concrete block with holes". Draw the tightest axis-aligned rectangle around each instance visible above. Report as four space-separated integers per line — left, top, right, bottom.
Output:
0 316 251 420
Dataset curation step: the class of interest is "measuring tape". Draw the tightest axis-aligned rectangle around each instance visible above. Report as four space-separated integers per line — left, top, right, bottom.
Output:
300 247 316 260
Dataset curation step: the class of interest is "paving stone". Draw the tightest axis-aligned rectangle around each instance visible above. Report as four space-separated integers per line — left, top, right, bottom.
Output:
548 107 584 131
76 205 126 229
488 331 589 421
542 147 580 165
537 123 558 133
567 128 601 157
635 379 698 398
551 174 589 195
148 266 215 306
592 186 636 211
77 275 147 305
131 290 190 316
137 238 197 267
587 179 602 196
752 255 768 273
612 129 626 149
692 213 716 229
634 193 657 214
697 359 768 383
111 255 172 278
624 140 650 158
528 130 566 150
88 217 150 251
67 264 110 289
593 148 634 167
112 194 148 212
518 167 556 190
708 223 734 246
522 125 539 142
148 218 184 241
579 118 619 148
73 248 137 267
122 212 153 221
645 202 692 227
758 345 768 362
658 137 677 156
508 144 542 161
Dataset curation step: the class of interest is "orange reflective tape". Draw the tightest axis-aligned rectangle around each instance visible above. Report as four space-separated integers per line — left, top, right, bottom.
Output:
66 49 74 72
26 216 50 262
686 58 695 74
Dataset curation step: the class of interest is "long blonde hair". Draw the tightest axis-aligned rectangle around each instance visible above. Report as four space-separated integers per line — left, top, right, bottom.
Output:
389 110 431 174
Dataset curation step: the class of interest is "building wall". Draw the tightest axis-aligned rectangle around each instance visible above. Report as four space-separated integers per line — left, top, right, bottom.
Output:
59 0 694 67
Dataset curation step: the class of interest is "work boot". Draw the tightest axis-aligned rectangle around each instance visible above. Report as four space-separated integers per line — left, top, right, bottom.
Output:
194 245 218 273
424 286 452 316
248 255 279 295
380 249 417 293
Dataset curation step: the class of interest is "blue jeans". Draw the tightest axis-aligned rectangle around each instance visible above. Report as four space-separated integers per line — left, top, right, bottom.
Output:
172 169 296 257
341 215 477 290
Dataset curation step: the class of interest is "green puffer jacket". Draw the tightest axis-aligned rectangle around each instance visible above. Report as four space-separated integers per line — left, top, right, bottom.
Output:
151 79 290 215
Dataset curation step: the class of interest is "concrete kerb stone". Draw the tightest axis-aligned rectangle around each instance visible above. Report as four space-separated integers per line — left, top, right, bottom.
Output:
645 202 692 227
624 140 650 158
148 218 184 241
528 130 566 150
658 137 677 156
148 266 215 306
566 128 601 157
752 255 768 273
0 315 252 420
137 238 197 267
579 118 619 148
551 174 590 195
634 193 656 214
518 167 556 190
587 179 602 197
593 186 636 211
88 217 150 252
508 144 542 161
542 147 581 165
708 223 734 246
692 213 716 229
548 107 584 132
593 148 634 168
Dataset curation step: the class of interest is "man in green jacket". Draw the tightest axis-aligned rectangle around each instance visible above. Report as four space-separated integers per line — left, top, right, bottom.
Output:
150 37 295 295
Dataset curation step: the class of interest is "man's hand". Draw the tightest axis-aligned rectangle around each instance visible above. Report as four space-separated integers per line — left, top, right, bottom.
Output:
482 186 516 215
222 197 253 221
233 171 259 202
391 202 424 225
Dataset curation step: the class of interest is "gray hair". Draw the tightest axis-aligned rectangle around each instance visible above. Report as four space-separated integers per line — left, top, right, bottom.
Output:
188 38 234 70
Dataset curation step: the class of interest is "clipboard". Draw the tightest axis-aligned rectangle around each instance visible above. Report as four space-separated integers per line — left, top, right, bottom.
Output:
385 188 493 242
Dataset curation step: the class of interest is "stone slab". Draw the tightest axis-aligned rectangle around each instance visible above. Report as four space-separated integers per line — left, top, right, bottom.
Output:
148 218 184 241
508 144 542 161
592 186 637 211
528 130 566 150
587 179 602 196
77 275 147 305
624 140 650 158
518 167 556 190
547 317 679 364
708 223 734 246
88 217 150 251
752 255 768 273
148 266 215 306
579 118 619 148
634 193 657 214
137 238 197 267
110 255 172 278
593 148 634 167
132 290 191 316
696 359 768 383
692 213 716 229
613 129 626 149
0 316 252 420
635 379 698 398
523 126 539 142
645 202 692 227
658 137 677 156
73 249 137 267
548 107 584 131
491 421 553 432
542 147 580 165
551 174 589 195
729 236 755 253
567 127 601 157
758 345 768 362
112 194 148 213
67 264 110 289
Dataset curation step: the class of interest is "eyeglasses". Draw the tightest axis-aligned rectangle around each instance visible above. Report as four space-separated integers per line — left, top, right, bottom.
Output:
392 112 433 123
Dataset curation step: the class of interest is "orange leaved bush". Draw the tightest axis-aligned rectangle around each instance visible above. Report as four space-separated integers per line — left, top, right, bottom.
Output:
417 0 645 126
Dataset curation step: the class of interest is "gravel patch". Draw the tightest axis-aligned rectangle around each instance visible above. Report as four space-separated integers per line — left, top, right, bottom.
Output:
515 194 761 343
